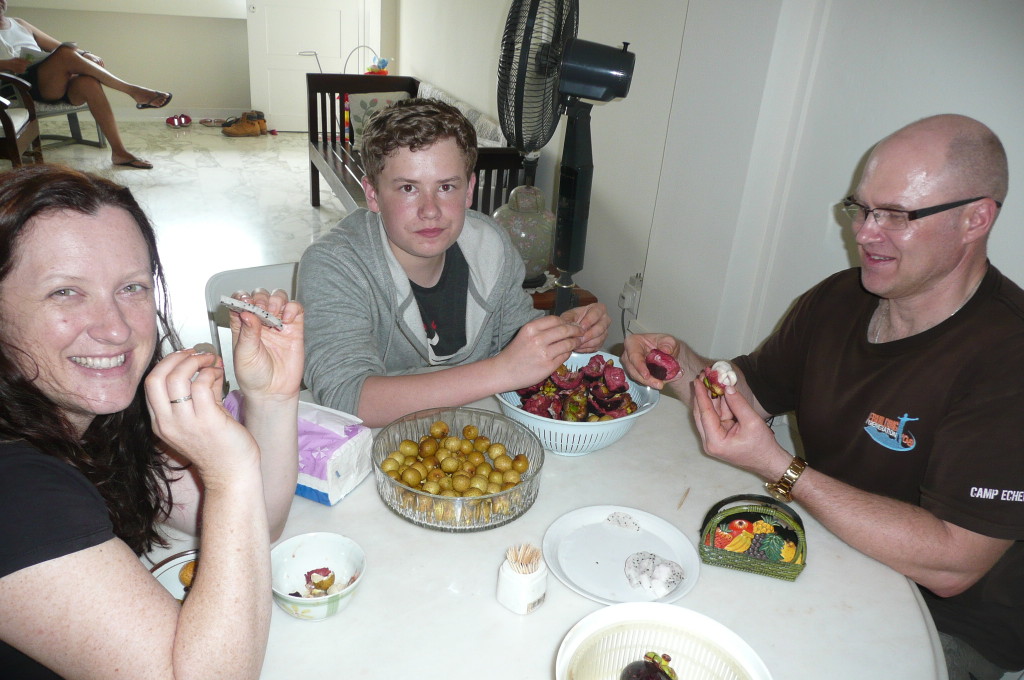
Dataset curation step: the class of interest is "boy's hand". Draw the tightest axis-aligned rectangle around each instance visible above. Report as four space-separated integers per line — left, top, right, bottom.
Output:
498 315 583 388
559 302 611 352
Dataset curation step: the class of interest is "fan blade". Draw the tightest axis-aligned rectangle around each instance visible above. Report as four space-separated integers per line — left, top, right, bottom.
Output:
497 0 579 153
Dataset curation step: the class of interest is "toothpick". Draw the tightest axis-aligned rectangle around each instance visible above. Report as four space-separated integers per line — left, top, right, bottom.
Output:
677 487 691 509
505 543 542 574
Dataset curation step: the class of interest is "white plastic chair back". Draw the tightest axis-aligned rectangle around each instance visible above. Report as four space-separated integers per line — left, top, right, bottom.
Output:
204 262 298 388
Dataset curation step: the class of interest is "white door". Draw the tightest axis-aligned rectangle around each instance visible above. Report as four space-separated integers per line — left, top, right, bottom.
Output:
246 0 381 132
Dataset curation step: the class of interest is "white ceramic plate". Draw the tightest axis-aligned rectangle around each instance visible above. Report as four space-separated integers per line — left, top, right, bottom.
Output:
149 549 198 601
543 505 699 605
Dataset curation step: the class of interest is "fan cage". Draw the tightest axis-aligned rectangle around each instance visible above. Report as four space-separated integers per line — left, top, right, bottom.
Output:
497 0 579 153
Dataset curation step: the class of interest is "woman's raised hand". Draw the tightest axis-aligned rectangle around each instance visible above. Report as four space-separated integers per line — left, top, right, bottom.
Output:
225 288 304 399
145 349 259 483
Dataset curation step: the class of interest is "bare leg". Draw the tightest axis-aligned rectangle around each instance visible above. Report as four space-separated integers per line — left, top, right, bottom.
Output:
33 44 168 108
65 75 151 167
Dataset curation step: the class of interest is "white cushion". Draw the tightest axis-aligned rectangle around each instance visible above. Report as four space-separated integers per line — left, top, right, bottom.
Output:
347 91 411 144
34 101 89 116
416 81 507 146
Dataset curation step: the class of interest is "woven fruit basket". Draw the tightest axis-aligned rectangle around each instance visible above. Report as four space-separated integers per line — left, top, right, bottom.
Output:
699 494 806 581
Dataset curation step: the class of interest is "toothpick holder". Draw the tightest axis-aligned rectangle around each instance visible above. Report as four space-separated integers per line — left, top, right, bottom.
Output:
496 558 547 614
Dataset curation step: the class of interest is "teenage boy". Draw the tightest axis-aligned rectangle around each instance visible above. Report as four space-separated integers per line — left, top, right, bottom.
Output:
298 98 610 427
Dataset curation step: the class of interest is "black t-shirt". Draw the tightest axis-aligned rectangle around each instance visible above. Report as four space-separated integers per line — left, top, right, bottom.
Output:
733 265 1024 670
0 441 114 679
411 243 469 362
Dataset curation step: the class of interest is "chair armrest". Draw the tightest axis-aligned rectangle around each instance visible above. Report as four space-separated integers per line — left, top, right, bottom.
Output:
0 94 18 141
0 73 36 117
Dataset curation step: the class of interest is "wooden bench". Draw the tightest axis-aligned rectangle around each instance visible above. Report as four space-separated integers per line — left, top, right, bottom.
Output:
306 73 531 215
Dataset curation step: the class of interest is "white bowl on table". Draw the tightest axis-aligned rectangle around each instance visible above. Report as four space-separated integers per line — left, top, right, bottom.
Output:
496 351 660 456
556 602 772 680
270 532 366 621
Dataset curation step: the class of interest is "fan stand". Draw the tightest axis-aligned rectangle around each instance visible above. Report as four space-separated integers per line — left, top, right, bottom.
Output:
553 98 594 315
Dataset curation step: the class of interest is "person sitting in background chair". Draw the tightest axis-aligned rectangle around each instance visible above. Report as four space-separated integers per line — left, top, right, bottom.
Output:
0 5 171 169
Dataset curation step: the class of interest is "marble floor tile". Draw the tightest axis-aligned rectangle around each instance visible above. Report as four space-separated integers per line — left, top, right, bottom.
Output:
38 119 347 360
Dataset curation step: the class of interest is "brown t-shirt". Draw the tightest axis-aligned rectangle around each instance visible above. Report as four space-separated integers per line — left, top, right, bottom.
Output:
734 265 1024 670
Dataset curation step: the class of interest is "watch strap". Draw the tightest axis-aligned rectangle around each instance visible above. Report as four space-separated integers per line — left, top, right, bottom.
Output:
764 456 807 502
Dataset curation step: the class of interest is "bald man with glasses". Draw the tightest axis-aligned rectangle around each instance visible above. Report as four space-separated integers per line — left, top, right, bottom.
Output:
623 114 1022 679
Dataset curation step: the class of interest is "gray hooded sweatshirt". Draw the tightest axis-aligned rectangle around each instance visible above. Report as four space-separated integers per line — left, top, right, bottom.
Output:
297 208 542 415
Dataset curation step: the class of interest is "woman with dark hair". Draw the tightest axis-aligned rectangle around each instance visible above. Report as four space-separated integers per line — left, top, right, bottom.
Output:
0 2 171 169
0 164 303 679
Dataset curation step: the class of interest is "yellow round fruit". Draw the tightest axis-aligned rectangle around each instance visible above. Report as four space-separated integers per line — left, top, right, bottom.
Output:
401 467 423 487
451 474 471 493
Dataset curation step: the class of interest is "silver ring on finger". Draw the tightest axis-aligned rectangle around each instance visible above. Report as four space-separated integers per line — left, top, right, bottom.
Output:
169 395 193 404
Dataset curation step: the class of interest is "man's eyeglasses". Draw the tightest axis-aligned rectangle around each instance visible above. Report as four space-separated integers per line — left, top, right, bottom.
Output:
839 195 1002 231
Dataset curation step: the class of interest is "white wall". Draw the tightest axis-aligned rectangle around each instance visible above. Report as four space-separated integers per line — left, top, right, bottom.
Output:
12 0 245 19
10 0 1022 360
10 6 250 120
640 0 1024 360
639 0 782 356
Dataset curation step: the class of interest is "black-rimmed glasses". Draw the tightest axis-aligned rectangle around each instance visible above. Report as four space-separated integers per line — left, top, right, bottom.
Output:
839 195 1002 231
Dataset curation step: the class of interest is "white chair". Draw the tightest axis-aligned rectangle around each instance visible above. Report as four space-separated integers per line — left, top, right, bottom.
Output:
204 262 298 389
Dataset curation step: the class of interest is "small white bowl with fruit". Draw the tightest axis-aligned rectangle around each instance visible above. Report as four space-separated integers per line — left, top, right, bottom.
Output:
270 532 365 621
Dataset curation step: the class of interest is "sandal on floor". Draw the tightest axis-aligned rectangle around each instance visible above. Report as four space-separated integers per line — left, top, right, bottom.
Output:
114 157 154 170
199 118 225 127
165 114 192 128
137 91 172 110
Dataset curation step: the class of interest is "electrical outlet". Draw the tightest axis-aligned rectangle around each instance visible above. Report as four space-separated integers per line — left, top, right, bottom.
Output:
618 272 643 317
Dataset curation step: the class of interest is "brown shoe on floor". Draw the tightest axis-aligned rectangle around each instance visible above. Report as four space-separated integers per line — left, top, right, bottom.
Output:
222 113 262 138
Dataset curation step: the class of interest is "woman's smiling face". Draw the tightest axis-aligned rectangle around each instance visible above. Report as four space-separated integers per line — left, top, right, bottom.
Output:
0 205 157 434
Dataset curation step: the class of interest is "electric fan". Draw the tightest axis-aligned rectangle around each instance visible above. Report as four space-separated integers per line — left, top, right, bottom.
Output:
497 0 635 314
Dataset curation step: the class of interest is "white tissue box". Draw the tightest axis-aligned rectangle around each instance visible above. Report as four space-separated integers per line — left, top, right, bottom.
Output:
223 392 371 506
295 401 372 505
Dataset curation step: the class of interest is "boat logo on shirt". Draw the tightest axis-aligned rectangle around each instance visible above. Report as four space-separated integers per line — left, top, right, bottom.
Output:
864 412 918 451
